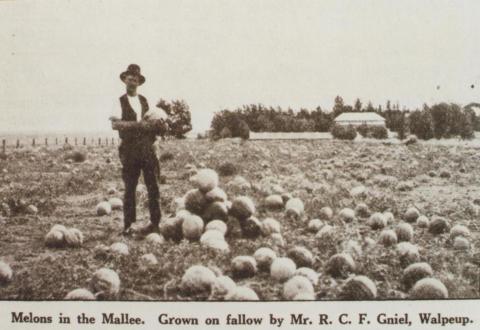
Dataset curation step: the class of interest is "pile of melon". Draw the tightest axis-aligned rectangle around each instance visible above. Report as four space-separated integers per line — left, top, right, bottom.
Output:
158 168 262 246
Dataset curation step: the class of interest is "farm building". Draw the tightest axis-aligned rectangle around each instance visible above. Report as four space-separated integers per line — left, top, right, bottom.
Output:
465 103 480 116
334 112 386 127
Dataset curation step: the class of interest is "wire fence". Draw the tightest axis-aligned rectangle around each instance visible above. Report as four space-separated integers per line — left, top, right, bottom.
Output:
1 137 121 154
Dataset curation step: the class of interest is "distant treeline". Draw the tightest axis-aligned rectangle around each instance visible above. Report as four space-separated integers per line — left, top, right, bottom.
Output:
210 96 480 140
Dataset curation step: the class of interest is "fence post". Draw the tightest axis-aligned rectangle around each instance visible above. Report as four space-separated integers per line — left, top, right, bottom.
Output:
98 138 101 146
32 138 35 147
45 138 48 146
111 137 114 145
55 138 58 145
65 137 68 144
83 137 86 145
2 139 5 154
106 138 108 146
16 139 20 148
75 137 77 146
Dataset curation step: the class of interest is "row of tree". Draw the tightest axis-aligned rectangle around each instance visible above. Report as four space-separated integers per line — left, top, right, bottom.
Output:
210 96 479 140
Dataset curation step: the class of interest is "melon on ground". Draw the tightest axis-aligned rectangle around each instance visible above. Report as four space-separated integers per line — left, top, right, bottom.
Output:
205 187 228 203
44 229 66 248
190 168 219 193
212 276 236 296
340 208 356 222
395 222 414 242
182 214 204 240
265 235 283 250
225 286 259 301
428 217 449 235
145 233 165 245
205 220 228 235
410 278 448 299
417 215 429 228
319 207 333 220
253 247 277 270
181 265 217 293
65 288 95 300
325 253 356 278
229 196 255 221
396 242 420 265
184 189 208 215
270 257 297 282
64 228 84 247
383 211 394 224
354 204 369 218
453 236 470 250
140 253 158 267
404 207 420 223
293 292 315 300
379 229 398 247
159 216 184 242
402 262 433 289
91 268 121 298
241 217 263 239
283 275 314 300
0 261 13 285
450 225 470 239
203 201 229 222
287 246 314 268
265 194 284 210
294 267 319 286
108 197 123 211
260 218 281 236
340 276 377 300
285 198 304 219
368 213 387 230
109 242 129 256
307 219 324 233
96 201 112 216
231 256 257 278
203 237 230 253
315 225 335 243
200 230 225 244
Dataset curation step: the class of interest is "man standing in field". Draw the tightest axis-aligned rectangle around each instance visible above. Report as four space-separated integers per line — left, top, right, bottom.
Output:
110 64 165 236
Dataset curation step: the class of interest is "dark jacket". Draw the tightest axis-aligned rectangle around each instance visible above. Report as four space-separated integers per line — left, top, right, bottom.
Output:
118 93 156 154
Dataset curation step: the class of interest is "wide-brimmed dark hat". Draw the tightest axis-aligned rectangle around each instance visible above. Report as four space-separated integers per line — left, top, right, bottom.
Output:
120 64 145 85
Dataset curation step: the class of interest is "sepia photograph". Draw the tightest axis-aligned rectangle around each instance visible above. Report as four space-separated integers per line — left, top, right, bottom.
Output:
1 0 480 308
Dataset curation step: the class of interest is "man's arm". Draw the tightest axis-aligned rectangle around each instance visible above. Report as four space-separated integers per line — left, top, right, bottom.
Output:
112 119 168 135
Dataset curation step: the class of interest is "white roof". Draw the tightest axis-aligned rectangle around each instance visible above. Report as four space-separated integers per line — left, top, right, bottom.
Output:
469 105 480 116
335 112 385 122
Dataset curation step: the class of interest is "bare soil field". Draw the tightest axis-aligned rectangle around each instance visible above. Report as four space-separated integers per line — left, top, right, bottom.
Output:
0 139 479 300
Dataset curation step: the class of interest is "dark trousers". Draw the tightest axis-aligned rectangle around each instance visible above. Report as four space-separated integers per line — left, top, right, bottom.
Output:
119 144 161 228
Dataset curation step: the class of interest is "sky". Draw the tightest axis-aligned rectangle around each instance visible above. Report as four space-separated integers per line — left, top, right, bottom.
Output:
1 0 479 134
